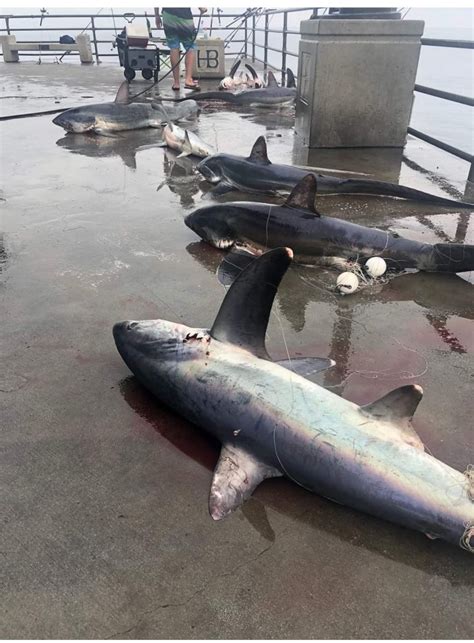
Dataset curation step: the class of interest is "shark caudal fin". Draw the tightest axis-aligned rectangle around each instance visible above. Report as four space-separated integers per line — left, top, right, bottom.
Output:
114 80 130 104
428 243 474 273
286 68 296 88
176 130 192 158
247 136 271 165
210 247 293 357
229 58 241 78
285 174 321 213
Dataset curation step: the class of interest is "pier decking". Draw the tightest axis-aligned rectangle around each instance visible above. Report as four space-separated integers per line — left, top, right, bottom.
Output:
1 63 473 639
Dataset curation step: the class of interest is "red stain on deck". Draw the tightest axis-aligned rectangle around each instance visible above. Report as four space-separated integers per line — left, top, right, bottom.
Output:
120 376 218 471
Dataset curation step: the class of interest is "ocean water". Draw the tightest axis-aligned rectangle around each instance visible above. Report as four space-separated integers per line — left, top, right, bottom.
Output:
1 7 473 153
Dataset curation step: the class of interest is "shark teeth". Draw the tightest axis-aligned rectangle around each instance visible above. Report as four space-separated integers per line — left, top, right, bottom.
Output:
213 239 235 249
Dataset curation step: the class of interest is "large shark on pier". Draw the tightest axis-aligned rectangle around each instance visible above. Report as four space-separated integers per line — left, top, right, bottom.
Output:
53 82 199 134
161 70 296 108
113 247 474 552
197 136 474 208
185 174 474 273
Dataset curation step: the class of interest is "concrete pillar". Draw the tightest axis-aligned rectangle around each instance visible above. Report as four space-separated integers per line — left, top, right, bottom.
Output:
295 19 425 148
76 34 93 64
0 35 19 62
193 38 225 78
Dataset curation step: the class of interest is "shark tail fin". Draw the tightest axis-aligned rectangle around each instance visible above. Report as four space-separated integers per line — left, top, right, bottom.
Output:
229 58 241 78
209 444 282 520
286 68 296 88
176 130 192 158
245 63 258 80
429 243 474 273
210 247 293 358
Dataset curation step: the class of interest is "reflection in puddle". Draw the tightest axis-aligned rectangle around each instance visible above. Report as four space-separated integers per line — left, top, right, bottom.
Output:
56 129 164 170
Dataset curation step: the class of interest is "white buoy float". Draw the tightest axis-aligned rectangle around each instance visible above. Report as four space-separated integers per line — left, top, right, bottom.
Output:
365 257 387 278
336 272 359 294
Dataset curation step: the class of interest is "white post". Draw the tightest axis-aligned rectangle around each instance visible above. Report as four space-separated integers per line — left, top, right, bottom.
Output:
0 35 19 62
76 34 93 64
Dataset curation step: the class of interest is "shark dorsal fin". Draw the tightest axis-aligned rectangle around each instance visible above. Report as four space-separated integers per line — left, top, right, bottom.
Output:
286 68 296 88
248 136 271 165
362 385 424 450
209 444 282 520
285 174 319 213
266 71 278 87
114 80 130 104
210 247 293 357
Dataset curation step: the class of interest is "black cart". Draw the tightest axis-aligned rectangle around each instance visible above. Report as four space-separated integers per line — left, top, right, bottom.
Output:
114 14 171 81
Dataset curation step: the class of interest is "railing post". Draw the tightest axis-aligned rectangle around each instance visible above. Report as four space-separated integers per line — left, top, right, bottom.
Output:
91 16 100 64
282 11 288 85
252 14 255 62
263 12 269 70
5 17 10 35
244 16 248 58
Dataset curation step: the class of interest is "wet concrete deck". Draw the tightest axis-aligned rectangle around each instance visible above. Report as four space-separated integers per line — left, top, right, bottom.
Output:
1 63 473 639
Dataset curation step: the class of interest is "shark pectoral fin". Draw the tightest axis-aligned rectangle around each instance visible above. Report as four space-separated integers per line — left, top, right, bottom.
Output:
276 357 336 377
211 182 236 196
210 247 293 358
114 80 130 104
362 385 425 450
217 247 257 285
248 136 271 165
285 175 320 214
209 444 281 520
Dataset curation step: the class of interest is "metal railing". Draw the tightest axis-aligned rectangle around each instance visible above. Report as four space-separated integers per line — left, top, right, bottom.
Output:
1 9 472 178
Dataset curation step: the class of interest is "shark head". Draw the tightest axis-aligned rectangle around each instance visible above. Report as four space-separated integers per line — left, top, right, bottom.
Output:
52 108 97 133
113 319 210 391
197 155 225 183
184 205 239 249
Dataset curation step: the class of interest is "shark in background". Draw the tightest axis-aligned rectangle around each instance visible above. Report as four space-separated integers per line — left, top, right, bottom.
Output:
185 174 474 273
197 136 474 208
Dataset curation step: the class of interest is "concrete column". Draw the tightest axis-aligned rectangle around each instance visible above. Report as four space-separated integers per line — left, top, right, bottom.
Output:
0 35 19 62
295 19 425 148
76 34 93 64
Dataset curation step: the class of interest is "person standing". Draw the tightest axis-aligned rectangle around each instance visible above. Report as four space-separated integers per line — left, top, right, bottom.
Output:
154 7 207 91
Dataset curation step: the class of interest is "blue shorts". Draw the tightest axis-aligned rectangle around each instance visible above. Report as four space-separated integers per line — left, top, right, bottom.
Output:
162 12 196 51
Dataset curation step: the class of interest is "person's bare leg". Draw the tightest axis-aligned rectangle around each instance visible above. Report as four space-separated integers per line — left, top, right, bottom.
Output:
170 48 180 89
184 48 198 86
